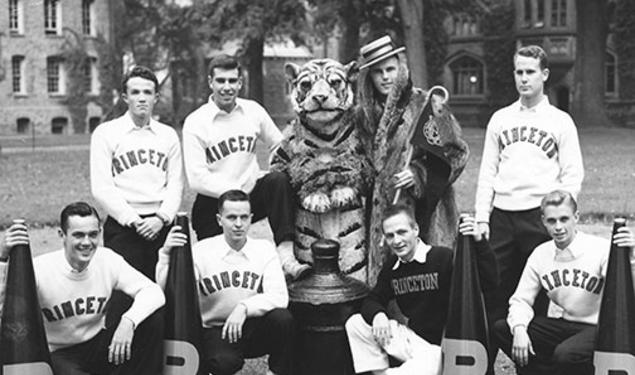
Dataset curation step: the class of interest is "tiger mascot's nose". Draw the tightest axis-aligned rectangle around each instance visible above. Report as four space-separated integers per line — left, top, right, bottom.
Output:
312 93 327 104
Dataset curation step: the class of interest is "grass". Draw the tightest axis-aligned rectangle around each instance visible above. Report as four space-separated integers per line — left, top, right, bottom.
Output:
1 127 634 228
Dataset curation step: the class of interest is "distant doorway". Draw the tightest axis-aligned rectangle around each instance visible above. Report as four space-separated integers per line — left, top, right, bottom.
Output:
555 86 570 113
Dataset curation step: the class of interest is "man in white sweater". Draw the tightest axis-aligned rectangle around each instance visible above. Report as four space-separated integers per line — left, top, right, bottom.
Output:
474 45 584 335
492 190 635 375
156 190 295 375
182 54 309 280
0 202 165 374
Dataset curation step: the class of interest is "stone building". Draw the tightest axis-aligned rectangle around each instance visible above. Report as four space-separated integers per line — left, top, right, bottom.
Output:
0 0 112 135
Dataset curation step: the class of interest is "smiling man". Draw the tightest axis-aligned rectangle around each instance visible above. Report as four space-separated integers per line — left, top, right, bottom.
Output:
156 190 295 375
0 202 165 375
182 54 308 280
492 190 635 375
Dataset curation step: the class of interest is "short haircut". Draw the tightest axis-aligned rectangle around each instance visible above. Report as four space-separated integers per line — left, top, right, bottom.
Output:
60 202 100 233
515 45 549 70
217 190 250 214
121 65 159 93
208 54 242 78
540 190 578 213
381 204 416 231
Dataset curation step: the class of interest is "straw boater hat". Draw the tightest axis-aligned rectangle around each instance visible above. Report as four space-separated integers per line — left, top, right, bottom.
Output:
359 35 406 70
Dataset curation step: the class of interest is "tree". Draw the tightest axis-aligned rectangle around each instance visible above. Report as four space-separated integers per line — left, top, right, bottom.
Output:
396 0 427 87
571 0 611 127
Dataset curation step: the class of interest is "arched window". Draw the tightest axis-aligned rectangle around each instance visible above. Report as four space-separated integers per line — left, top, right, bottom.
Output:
51 117 68 134
605 52 617 95
449 56 484 96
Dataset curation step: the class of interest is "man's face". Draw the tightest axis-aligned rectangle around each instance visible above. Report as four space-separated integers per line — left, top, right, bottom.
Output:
514 55 549 102
208 68 242 112
542 203 578 249
60 215 100 271
122 76 158 121
217 200 252 246
369 57 399 96
382 212 419 261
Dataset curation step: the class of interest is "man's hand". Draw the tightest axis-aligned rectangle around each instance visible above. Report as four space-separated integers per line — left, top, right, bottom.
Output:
1 223 30 260
393 168 415 189
477 222 490 241
371 313 392 347
134 216 164 241
108 316 135 365
159 225 188 257
222 303 247 344
511 325 534 367
459 215 483 242
613 226 635 251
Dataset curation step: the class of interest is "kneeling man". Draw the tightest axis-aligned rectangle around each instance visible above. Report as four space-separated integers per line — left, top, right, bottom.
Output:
157 189 295 375
345 204 498 375
0 202 165 374
493 190 635 375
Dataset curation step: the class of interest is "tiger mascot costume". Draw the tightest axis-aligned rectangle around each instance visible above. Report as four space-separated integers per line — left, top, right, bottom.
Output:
271 59 373 282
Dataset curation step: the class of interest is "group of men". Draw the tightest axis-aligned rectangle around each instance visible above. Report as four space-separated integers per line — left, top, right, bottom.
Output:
0 34 633 375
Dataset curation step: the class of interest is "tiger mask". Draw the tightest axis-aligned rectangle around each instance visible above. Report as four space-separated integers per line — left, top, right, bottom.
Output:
284 59 357 137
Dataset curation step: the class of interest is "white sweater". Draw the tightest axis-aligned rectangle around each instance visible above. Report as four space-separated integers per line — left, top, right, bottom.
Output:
475 98 583 222
33 248 164 352
90 112 184 226
507 232 635 329
182 97 282 198
156 235 288 327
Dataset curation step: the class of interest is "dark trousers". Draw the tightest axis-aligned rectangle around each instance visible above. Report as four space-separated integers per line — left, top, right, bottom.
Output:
484 207 551 373
103 216 169 329
50 310 164 375
191 171 295 245
202 308 296 375
493 317 596 375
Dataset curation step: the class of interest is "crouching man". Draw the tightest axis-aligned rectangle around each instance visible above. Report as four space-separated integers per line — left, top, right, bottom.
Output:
493 190 635 375
345 205 498 375
0 202 165 374
156 189 295 375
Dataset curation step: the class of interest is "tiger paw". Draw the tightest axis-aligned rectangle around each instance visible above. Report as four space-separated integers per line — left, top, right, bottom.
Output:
330 187 357 208
302 193 332 213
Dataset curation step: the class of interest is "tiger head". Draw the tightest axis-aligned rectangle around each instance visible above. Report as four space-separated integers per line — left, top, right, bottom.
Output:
285 58 357 136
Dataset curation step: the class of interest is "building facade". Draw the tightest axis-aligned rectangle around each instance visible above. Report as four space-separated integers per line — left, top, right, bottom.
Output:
0 0 112 135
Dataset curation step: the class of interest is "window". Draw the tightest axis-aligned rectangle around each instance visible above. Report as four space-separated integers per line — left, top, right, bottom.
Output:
522 0 546 28
451 14 479 37
17 118 30 134
47 56 65 94
9 0 23 34
12 55 25 94
605 52 617 95
450 56 484 96
523 0 532 28
551 0 567 27
83 57 98 94
51 117 68 134
89 117 101 132
82 0 94 35
44 0 61 35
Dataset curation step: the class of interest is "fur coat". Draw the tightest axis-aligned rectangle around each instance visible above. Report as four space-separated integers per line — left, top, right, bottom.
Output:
356 53 469 286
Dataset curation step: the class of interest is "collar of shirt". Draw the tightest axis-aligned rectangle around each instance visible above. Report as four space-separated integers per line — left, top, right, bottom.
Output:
392 239 432 270
122 111 157 134
553 231 583 262
517 96 550 113
207 96 245 119
221 238 253 262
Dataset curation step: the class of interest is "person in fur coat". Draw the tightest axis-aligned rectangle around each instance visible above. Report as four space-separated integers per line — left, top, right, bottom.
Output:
355 36 469 286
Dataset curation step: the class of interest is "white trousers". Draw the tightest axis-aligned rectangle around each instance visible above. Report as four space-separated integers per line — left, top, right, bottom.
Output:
345 313 441 375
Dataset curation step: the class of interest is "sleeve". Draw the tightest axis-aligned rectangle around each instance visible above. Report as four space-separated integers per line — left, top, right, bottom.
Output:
182 121 240 198
506 254 542 331
0 262 7 323
90 129 141 226
155 245 201 290
474 116 501 223
257 105 283 155
113 255 165 327
557 117 584 199
474 239 500 292
360 265 395 325
240 253 289 317
157 131 184 221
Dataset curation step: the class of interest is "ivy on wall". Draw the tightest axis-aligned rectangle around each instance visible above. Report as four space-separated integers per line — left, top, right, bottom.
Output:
423 0 449 86
614 0 635 101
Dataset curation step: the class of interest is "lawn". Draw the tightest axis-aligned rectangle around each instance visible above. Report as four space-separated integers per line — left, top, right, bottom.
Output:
1 127 634 228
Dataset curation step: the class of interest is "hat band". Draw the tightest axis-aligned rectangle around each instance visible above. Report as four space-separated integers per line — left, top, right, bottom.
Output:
362 44 395 62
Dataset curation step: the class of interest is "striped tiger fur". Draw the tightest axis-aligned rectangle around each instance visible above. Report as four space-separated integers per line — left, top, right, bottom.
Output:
271 59 373 282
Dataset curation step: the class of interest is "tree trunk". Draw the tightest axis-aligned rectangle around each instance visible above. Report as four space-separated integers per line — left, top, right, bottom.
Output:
243 36 265 104
338 0 360 63
396 0 427 88
571 0 610 127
